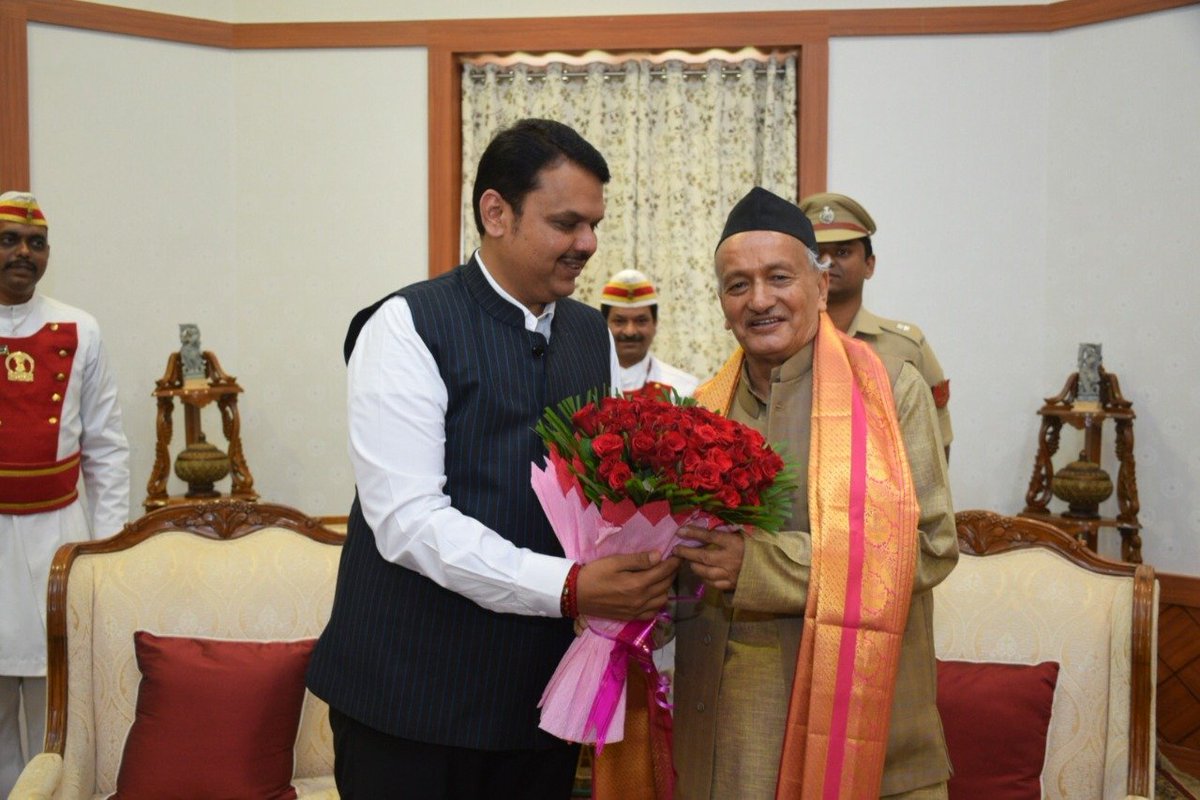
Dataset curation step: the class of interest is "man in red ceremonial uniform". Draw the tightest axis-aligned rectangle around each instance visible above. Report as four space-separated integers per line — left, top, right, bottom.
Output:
0 191 129 795
600 268 699 399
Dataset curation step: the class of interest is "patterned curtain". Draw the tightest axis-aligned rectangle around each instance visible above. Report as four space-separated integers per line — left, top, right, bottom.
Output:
460 56 797 381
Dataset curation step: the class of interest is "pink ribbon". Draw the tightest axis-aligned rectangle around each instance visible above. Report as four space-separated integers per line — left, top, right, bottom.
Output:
584 617 658 755
584 584 706 754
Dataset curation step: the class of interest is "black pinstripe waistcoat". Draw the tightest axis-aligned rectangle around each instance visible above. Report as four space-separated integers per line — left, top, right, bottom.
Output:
307 259 610 750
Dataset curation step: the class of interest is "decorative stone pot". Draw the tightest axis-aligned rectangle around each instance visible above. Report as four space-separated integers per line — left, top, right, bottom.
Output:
1052 458 1113 518
174 434 231 498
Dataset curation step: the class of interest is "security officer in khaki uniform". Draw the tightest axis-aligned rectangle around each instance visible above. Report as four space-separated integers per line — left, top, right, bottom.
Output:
799 192 953 455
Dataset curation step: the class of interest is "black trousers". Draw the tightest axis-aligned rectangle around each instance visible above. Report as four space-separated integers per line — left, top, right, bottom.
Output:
329 707 581 799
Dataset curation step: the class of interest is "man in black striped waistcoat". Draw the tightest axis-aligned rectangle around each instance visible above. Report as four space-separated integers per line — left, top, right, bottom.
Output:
307 119 680 799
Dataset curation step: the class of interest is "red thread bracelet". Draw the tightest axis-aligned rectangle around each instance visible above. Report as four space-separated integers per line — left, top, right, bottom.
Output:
561 562 582 619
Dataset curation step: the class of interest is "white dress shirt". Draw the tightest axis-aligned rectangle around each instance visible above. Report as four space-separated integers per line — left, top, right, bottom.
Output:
347 253 620 617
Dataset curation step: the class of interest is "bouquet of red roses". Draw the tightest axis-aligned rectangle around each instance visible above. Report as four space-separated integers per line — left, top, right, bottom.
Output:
532 389 795 755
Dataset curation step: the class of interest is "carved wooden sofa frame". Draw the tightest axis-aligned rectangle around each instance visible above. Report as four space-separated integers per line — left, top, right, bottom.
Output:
10 500 345 800
945 510 1156 799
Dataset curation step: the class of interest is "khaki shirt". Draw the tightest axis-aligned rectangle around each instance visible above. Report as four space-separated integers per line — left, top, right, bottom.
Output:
673 343 958 799
848 307 952 447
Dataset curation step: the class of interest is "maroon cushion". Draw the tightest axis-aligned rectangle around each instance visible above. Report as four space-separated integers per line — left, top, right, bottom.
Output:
112 631 316 800
938 659 1059 800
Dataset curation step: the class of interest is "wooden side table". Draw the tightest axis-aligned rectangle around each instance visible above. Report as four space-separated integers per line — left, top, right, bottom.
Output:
1020 368 1142 563
144 350 257 510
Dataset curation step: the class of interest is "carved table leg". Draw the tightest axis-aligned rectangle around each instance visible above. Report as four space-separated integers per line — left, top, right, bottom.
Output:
144 397 174 508
1120 526 1143 565
1024 417 1062 513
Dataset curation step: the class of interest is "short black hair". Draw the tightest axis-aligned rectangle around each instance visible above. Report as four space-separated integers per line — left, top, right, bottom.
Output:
601 303 658 322
861 235 873 259
472 118 611 235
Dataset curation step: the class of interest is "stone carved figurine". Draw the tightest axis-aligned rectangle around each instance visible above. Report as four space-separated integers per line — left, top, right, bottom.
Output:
179 323 205 381
1076 342 1102 404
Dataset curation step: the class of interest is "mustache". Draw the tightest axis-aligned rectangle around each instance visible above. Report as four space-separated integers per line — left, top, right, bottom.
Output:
615 334 645 343
3 259 35 270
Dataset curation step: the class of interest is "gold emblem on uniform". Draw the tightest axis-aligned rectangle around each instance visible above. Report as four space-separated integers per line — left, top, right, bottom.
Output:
818 205 836 224
6 351 34 382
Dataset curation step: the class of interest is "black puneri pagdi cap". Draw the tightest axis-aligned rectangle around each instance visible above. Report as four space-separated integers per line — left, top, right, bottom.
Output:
718 186 817 251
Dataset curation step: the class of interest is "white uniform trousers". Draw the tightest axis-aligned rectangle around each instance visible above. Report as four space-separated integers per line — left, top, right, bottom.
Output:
0 675 46 796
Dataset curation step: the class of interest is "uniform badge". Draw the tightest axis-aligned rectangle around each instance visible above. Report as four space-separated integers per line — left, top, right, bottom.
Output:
819 205 836 224
6 351 34 382
931 379 951 409
0 344 7 356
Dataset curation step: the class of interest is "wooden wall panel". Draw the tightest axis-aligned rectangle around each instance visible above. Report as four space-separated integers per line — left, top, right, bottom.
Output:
1158 571 1200 779
25 0 229 45
233 20 431 49
0 1 30 191
798 38 829 200
427 45 461 278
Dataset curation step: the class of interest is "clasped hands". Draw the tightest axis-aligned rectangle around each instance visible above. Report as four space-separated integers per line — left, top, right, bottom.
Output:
574 525 745 623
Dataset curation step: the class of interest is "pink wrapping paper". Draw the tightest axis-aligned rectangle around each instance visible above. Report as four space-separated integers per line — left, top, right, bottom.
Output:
533 454 709 749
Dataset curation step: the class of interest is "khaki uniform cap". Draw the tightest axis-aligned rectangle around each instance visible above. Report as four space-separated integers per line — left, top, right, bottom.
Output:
798 192 875 244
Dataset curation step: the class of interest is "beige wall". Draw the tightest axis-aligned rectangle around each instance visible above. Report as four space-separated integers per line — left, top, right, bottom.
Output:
23 2 1200 571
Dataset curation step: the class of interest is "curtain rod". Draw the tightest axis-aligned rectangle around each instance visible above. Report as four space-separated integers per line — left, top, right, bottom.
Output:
464 62 788 82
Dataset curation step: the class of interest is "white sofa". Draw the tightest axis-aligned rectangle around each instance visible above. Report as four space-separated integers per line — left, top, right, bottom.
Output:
8 500 344 800
935 510 1157 800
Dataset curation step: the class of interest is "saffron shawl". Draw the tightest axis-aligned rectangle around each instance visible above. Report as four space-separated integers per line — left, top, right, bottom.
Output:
694 312 918 799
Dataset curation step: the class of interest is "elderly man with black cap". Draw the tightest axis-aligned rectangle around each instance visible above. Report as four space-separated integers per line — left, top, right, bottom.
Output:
0 191 129 795
600 268 699 398
671 187 957 800
798 192 952 457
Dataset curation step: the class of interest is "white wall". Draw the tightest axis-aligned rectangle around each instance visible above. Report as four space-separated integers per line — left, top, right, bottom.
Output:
28 24 236 512
27 26 427 517
826 7 1200 567
231 47 427 511
24 3 1200 572
1045 6 1200 566
827 31 1050 525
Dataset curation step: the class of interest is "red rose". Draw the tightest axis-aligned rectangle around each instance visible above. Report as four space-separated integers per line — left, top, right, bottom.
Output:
706 448 734 473
728 467 752 490
693 424 721 445
630 430 657 461
763 450 785 478
716 486 741 508
591 432 625 460
690 461 723 492
572 403 601 436
658 431 687 457
604 460 633 492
